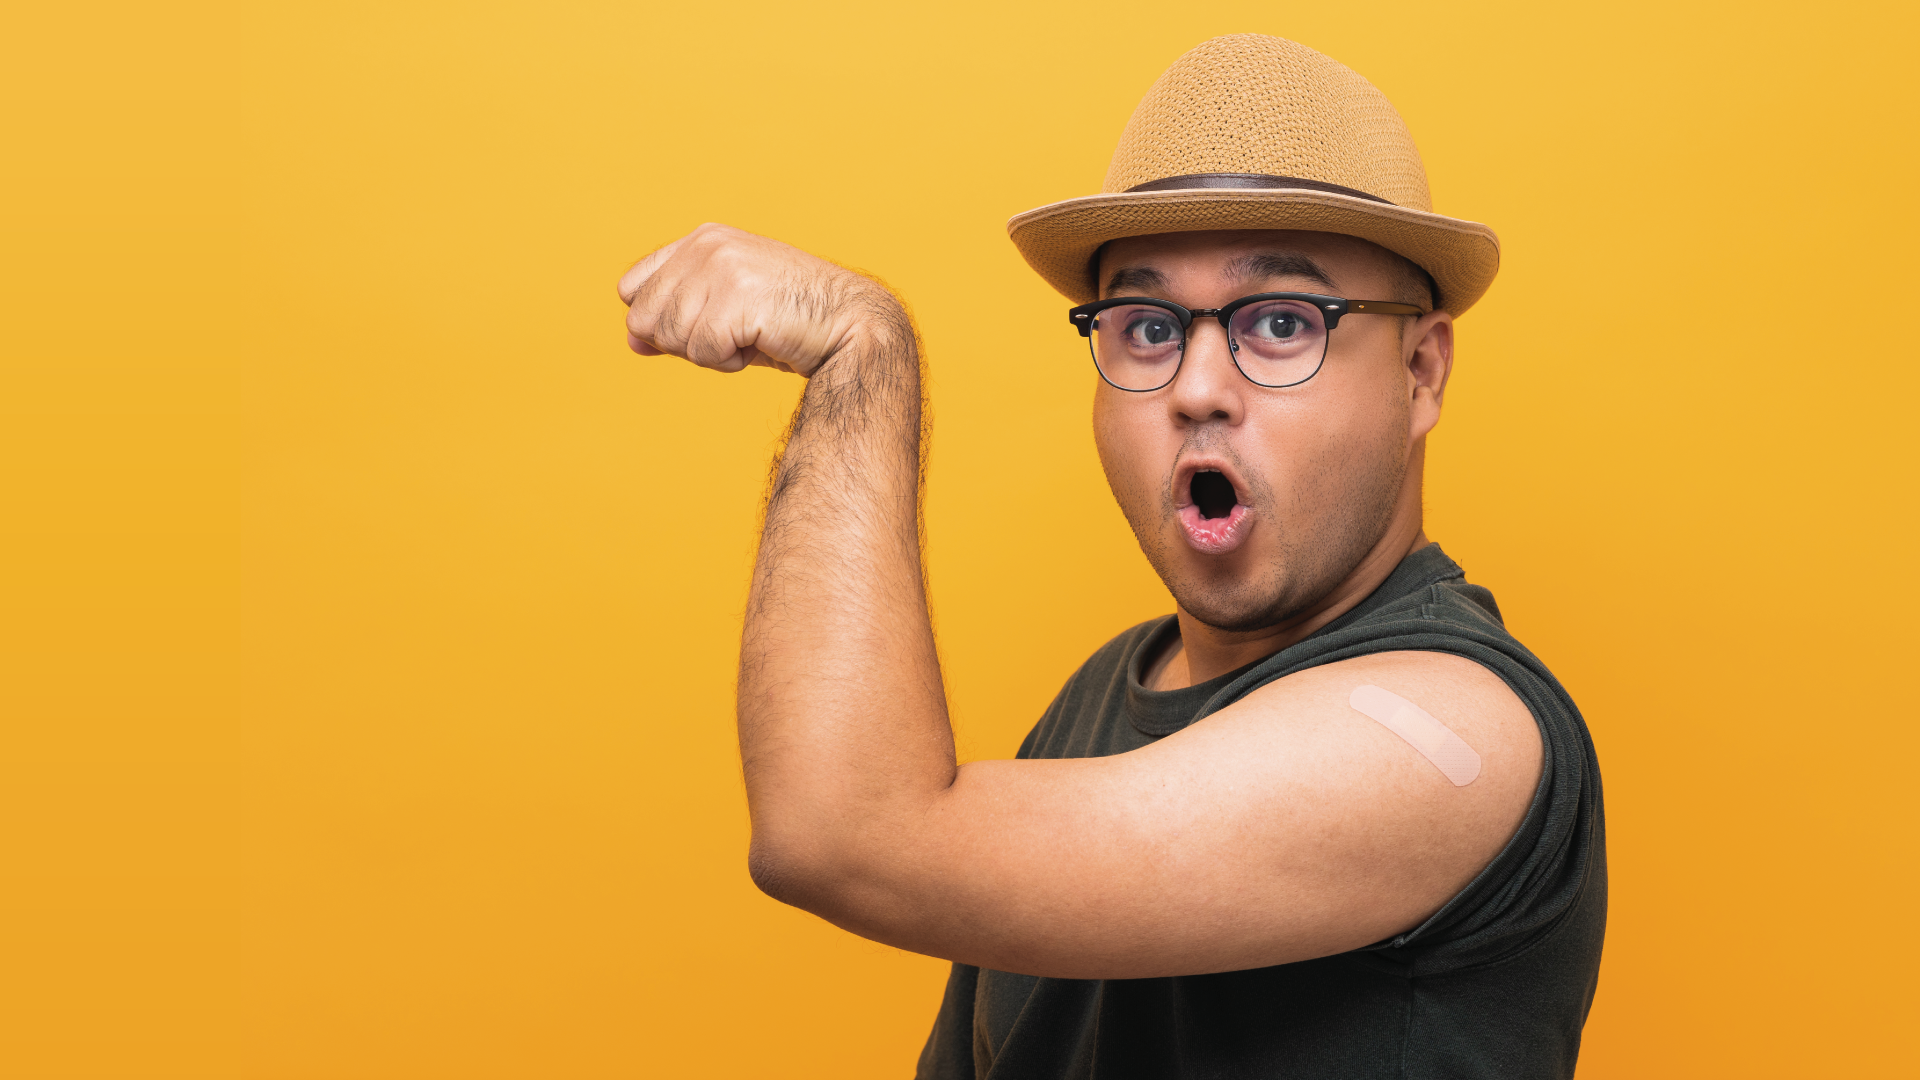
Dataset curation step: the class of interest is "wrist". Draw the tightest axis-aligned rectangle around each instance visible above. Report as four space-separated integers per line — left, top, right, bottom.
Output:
812 278 917 378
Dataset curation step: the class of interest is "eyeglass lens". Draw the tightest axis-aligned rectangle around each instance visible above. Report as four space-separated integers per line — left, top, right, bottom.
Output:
1089 298 1331 391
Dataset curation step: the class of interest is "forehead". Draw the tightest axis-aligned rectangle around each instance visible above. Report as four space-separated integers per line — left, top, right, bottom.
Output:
1097 229 1399 296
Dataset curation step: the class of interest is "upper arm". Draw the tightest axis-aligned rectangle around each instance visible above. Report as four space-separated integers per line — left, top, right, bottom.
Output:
810 650 1543 979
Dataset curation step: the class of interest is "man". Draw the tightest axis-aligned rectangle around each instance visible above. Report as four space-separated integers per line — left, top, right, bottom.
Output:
617 34 1604 1079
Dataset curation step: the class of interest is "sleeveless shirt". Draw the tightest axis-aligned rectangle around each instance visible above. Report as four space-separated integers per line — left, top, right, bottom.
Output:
916 544 1606 1079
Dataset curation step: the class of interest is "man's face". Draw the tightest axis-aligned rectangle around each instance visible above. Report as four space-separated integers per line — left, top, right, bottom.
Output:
1092 229 1449 633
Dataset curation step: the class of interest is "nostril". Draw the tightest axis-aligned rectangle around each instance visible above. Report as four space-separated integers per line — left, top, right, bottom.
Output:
1190 471 1238 519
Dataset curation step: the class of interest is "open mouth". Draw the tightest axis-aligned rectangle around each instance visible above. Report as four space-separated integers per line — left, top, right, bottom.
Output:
1178 467 1251 555
1192 471 1237 520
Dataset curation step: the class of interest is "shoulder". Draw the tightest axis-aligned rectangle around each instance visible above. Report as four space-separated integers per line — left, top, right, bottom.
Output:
1229 650 1541 803
1176 649 1543 908
1246 650 1538 762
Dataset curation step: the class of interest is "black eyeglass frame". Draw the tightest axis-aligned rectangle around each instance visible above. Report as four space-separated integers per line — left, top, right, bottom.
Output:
1067 292 1428 392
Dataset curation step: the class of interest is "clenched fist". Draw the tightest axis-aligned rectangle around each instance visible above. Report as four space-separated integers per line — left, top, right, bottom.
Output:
617 223 912 378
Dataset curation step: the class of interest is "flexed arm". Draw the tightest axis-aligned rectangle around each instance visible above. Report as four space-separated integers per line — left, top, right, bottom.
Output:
618 224 957 911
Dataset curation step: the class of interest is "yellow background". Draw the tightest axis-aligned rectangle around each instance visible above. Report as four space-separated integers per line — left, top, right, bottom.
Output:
5 1 1916 1075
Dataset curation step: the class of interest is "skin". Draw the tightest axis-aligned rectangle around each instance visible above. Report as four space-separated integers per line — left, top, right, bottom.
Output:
618 224 1542 980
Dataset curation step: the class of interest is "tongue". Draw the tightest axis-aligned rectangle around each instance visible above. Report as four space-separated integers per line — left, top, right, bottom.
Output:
1191 471 1237 519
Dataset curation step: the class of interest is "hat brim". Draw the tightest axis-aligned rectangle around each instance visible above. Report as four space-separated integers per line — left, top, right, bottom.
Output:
1007 188 1500 316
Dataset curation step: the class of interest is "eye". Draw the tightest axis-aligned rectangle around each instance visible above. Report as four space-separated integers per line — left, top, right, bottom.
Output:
1125 313 1179 347
1230 301 1326 355
1249 310 1305 340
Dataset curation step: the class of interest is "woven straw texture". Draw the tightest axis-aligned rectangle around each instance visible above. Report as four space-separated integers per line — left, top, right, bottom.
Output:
1010 34 1500 315
1102 35 1431 208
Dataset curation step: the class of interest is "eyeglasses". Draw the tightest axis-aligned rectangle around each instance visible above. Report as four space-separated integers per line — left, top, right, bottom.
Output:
1067 292 1427 392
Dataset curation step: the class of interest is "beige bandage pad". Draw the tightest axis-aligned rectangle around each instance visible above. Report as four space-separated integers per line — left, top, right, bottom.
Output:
1349 685 1482 786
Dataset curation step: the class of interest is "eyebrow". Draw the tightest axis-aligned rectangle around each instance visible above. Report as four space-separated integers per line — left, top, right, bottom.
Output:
1102 252 1341 300
1227 252 1339 292
1104 266 1169 297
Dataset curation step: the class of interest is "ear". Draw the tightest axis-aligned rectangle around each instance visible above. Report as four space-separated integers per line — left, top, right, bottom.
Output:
1406 311 1455 441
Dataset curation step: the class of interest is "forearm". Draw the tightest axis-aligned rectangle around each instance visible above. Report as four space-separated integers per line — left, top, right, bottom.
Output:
736 292 955 903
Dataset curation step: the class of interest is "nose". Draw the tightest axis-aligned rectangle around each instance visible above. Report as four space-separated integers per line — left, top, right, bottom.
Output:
1166 319 1246 427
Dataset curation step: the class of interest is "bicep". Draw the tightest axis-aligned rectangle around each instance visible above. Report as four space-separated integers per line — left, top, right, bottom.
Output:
823 651 1541 979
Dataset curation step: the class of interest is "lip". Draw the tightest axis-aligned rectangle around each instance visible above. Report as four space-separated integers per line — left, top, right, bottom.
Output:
1173 455 1255 556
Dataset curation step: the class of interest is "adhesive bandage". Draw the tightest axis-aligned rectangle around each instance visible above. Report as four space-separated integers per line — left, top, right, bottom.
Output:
1349 685 1481 786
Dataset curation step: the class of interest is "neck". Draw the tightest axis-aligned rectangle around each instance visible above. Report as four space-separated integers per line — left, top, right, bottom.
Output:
1145 474 1430 691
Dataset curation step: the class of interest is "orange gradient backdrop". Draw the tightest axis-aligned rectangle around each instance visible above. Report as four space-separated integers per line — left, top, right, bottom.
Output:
4 1 1916 1076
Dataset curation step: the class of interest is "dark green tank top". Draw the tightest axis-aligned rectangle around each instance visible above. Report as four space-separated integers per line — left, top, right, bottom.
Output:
916 544 1606 1079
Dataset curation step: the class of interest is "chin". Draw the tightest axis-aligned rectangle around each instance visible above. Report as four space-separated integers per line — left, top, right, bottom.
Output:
1173 584 1301 634
1160 547 1304 633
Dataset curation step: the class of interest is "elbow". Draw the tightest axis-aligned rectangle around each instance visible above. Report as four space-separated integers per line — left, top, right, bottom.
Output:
748 825 935 954
746 836 804 906
746 831 844 911
746 827 897 928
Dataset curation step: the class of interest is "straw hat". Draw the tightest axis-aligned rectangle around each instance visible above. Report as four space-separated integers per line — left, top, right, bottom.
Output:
1008 34 1499 315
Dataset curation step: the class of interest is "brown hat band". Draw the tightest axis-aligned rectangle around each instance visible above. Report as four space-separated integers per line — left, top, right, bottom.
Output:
1124 173 1395 206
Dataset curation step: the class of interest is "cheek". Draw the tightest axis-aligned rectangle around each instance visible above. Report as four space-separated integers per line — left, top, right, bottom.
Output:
1248 381 1407 494
1314 354 1412 441
1092 391 1165 501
